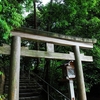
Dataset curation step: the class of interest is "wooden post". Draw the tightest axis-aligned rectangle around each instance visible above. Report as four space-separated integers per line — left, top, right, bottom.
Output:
69 80 75 100
74 45 87 100
8 36 21 100
46 43 54 100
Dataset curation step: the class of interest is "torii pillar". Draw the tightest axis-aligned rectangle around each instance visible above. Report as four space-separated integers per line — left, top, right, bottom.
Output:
74 45 87 100
8 36 21 100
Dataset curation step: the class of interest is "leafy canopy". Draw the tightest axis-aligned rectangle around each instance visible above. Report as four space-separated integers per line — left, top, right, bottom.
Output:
0 0 23 39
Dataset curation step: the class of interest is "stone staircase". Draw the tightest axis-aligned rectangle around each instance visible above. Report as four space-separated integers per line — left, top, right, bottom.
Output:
4 73 43 100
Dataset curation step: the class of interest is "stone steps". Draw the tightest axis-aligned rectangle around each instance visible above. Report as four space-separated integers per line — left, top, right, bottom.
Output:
4 74 43 100
19 95 40 100
19 92 40 97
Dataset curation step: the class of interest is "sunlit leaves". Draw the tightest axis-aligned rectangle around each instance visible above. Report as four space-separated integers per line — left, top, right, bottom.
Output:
89 17 100 25
11 12 23 27
0 19 10 39
87 0 97 8
0 0 24 39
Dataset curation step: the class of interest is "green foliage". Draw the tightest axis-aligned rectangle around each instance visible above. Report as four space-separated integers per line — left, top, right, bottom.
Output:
0 19 10 39
0 0 24 39
0 94 7 100
0 4 2 12
0 71 3 75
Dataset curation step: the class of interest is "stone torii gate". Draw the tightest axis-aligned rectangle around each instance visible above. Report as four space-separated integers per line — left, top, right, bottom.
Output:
0 28 96 100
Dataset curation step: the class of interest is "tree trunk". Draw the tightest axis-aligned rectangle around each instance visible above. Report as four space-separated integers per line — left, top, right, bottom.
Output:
33 0 37 29
44 0 53 80
43 0 53 99
33 0 40 72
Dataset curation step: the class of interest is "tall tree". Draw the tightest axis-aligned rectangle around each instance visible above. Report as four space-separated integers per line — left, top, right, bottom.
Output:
33 0 37 29
33 0 40 72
